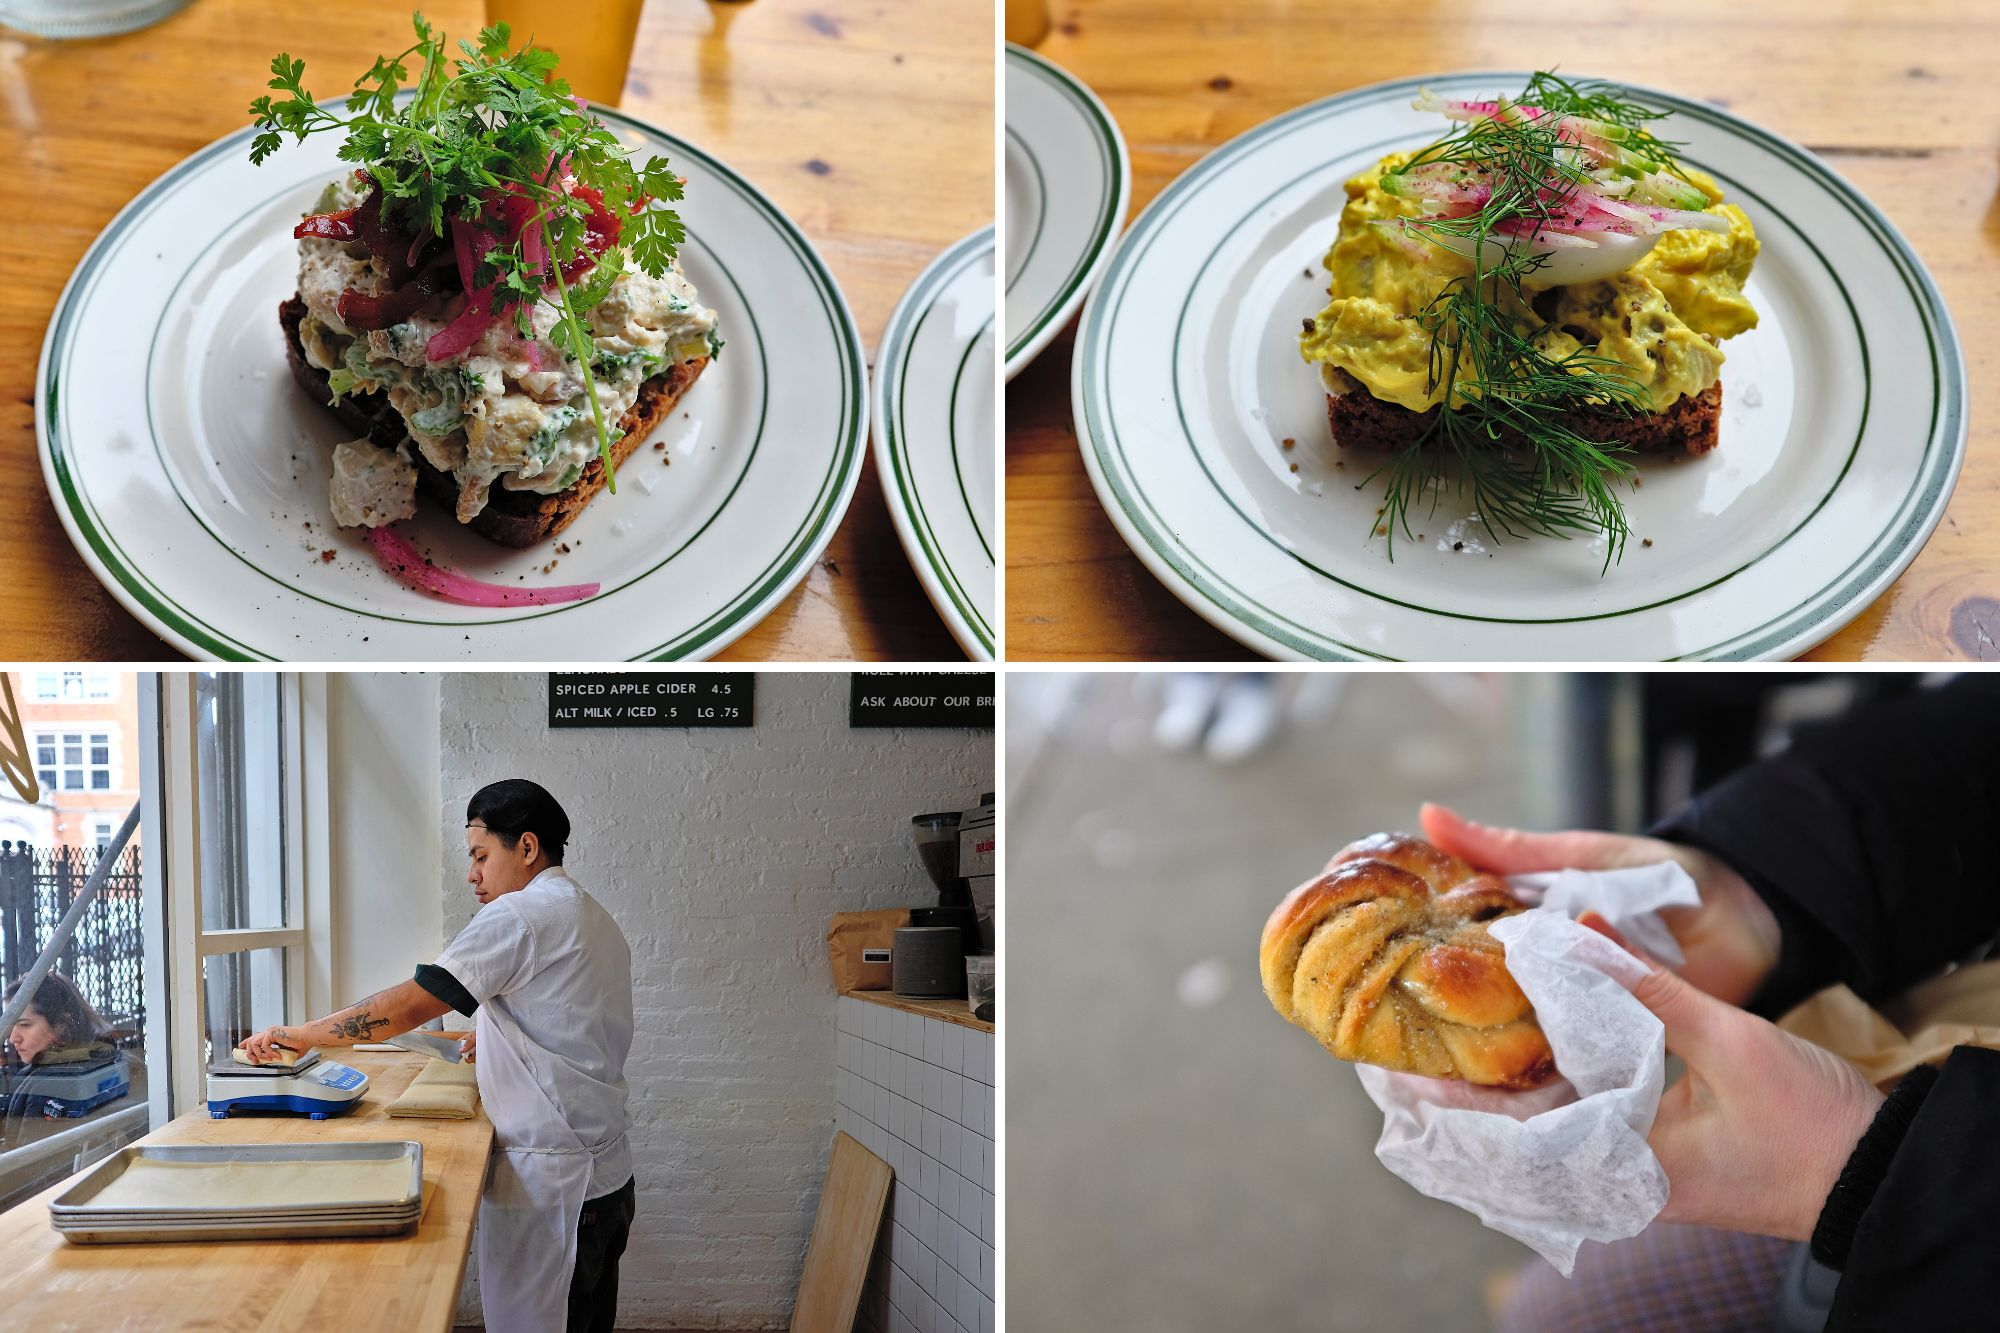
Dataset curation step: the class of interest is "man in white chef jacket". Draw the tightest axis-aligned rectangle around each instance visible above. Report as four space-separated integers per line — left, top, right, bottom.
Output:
244 779 636 1333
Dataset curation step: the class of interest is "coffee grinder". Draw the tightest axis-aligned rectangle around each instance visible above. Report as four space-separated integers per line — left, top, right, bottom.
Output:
894 810 981 997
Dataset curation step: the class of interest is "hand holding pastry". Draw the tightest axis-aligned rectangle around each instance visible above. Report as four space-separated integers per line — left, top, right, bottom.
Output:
1580 914 1881 1241
1420 803 1781 1006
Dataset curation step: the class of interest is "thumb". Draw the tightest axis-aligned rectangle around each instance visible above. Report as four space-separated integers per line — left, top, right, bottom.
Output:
1579 911 1727 1065
1420 803 1635 875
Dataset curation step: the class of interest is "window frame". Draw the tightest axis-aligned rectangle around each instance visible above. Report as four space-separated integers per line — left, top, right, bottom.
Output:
156 673 331 1117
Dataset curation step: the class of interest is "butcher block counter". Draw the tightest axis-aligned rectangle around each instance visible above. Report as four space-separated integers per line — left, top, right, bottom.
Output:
0 1048 493 1332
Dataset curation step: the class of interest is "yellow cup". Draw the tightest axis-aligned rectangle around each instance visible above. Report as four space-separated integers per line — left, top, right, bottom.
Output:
483 0 646 107
1005 0 1049 47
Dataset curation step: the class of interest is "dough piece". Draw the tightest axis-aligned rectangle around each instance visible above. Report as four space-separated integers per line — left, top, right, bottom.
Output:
385 1061 480 1120
90 1157 412 1209
231 1045 305 1067
1259 831 1555 1089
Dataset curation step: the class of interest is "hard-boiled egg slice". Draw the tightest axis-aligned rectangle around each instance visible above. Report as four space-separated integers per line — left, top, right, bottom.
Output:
1428 228 1659 289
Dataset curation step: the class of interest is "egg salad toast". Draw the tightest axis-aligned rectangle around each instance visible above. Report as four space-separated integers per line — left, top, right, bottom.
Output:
1299 73 1758 559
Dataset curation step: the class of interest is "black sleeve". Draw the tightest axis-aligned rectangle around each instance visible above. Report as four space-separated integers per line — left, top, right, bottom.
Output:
413 963 479 1016
1824 1047 2000 1330
1650 676 2000 1015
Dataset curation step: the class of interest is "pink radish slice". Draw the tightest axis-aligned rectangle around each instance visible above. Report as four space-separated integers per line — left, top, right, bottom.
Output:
365 526 600 607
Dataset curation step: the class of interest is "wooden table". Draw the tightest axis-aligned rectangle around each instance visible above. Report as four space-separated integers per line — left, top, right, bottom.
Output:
1005 0 2000 661
0 0 990 662
0 1050 494 1332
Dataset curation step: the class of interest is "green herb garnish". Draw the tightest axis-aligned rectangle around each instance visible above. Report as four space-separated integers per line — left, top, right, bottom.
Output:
249 11 689 491
1367 73 1697 566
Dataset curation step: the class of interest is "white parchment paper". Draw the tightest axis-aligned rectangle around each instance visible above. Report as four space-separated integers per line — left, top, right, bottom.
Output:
1354 861 1701 1274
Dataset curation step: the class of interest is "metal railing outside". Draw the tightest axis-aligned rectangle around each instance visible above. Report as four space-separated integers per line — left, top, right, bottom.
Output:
0 841 144 1037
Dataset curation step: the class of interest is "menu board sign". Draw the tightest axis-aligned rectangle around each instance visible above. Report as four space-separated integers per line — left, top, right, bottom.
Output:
548 674 755 728
849 673 995 728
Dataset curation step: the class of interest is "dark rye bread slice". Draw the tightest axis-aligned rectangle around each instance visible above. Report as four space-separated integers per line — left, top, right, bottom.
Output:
1323 367 1722 458
280 295 708 547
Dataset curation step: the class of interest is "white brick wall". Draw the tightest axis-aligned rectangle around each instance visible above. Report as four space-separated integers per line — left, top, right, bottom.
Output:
435 671 992 1330
835 995 996 1333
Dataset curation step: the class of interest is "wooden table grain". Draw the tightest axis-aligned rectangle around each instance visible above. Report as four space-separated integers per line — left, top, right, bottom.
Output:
0 0 991 662
0 1049 494 1332
1005 0 2000 661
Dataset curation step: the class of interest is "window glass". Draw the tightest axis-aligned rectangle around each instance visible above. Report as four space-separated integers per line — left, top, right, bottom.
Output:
0 792 151 1211
201 948 289 1066
192 675 287 931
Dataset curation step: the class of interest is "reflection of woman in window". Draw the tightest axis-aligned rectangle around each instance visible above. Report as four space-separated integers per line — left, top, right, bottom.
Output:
3 973 112 1067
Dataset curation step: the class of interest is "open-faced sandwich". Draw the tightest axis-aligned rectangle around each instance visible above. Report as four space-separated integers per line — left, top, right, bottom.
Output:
1299 73 1758 560
250 16 718 568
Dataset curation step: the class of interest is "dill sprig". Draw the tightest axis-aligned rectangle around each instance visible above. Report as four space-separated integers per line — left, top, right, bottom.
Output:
1365 73 1695 567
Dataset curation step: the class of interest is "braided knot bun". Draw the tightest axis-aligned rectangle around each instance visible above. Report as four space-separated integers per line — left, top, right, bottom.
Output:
1259 832 1555 1089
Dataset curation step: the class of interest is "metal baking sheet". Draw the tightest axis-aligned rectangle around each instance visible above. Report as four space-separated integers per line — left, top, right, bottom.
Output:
53 1214 419 1244
53 1210 421 1230
54 1192 422 1216
53 1205 421 1226
50 1141 422 1219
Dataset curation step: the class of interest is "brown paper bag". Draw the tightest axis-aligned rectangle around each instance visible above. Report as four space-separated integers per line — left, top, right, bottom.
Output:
826 910 910 993
1779 959 2000 1086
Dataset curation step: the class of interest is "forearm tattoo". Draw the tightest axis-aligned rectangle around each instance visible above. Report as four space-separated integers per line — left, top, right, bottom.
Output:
328 1010 390 1040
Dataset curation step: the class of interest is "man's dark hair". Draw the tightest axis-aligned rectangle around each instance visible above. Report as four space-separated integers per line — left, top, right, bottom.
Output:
466 779 570 865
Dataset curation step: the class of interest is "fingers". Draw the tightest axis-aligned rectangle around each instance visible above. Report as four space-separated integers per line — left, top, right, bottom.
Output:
1419 803 1636 874
1580 911 1727 1065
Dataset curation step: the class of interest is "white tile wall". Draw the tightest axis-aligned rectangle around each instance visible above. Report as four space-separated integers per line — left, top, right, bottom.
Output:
836 994 996 1333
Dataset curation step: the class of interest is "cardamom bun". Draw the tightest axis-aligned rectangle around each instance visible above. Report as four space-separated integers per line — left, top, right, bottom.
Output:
1259 832 1555 1089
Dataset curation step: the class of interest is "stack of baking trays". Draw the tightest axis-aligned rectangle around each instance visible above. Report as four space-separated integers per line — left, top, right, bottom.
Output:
48 1141 423 1243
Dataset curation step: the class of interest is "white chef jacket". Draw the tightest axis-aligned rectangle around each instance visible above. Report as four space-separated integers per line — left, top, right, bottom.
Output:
433 867 635 1197
432 868 634 1333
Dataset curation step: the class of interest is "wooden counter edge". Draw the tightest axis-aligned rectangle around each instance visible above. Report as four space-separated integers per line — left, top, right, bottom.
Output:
844 988 995 1034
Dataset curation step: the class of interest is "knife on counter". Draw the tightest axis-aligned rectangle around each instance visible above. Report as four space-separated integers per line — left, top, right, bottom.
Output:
386 1031 466 1063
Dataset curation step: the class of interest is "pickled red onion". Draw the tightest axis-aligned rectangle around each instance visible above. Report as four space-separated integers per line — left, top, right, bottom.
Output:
365 526 599 606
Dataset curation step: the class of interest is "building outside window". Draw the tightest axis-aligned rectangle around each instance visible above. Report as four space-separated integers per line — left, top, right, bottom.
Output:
29 671 115 704
34 730 115 794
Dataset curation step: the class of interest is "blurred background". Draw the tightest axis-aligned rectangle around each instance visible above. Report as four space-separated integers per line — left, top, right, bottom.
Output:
1004 670 1948 1332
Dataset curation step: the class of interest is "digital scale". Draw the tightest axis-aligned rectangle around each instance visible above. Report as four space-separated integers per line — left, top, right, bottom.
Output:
2 1050 131 1118
206 1051 368 1120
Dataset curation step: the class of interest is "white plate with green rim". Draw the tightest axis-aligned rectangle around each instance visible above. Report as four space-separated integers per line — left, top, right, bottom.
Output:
37 104 866 662
1072 72 1967 661
1005 44 1130 380
873 227 996 661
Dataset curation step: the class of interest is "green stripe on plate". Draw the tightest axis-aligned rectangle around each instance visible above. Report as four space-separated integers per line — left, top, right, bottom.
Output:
884 227 995 655
1005 46 1124 363
1003 124 1046 297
